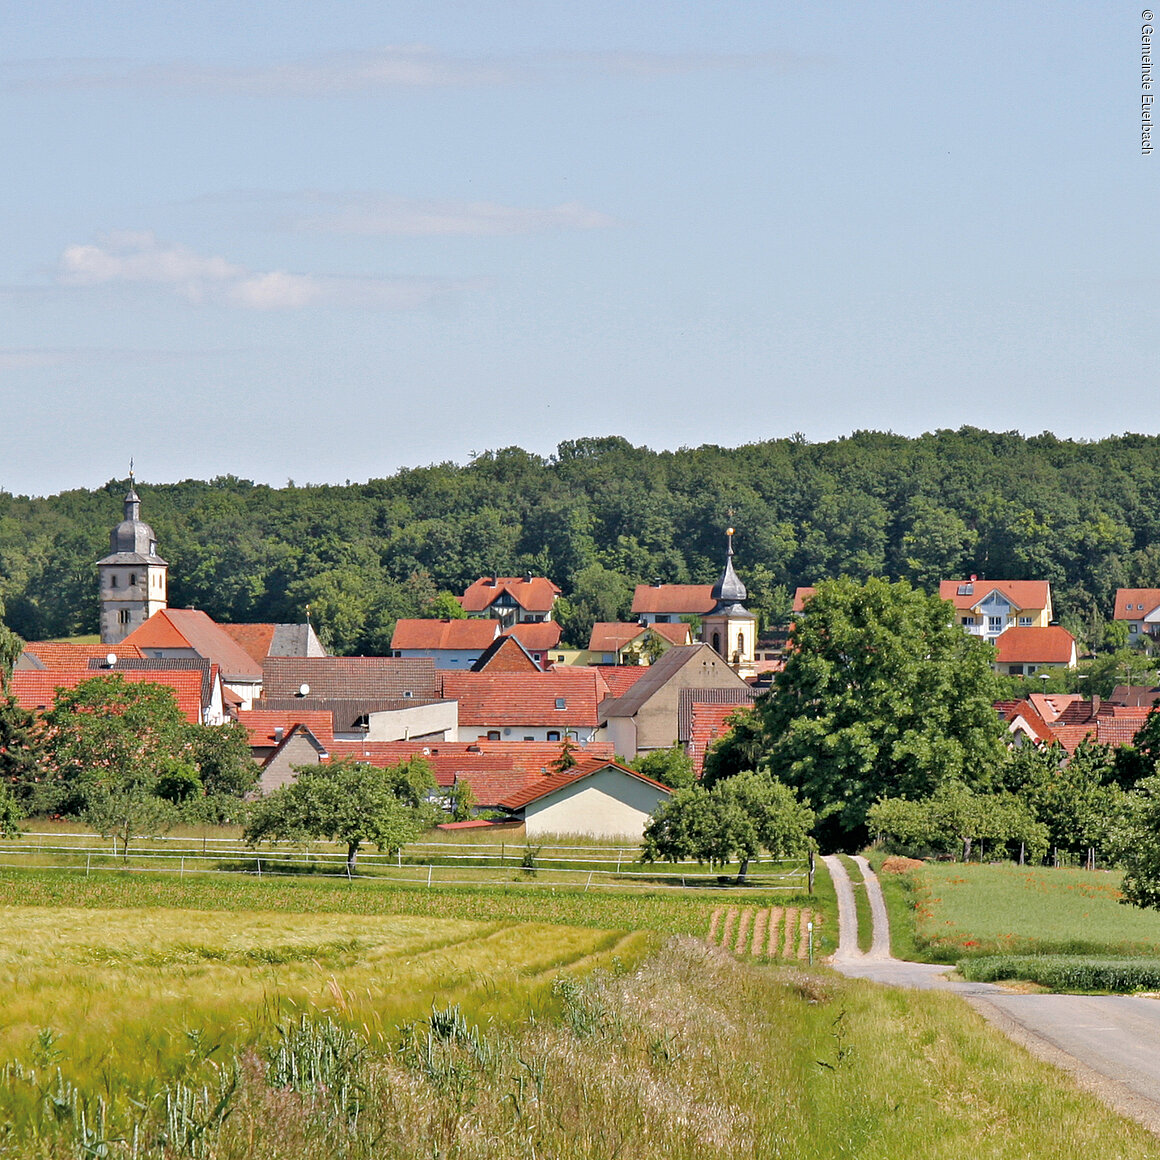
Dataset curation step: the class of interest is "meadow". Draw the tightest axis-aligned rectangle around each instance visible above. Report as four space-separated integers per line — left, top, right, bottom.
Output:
6 858 1160 1156
875 857 1160 961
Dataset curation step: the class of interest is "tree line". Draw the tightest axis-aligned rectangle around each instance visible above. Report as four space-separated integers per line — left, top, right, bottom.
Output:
3 428 1160 651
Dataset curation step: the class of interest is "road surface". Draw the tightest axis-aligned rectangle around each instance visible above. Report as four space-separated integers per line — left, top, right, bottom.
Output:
822 854 1160 1134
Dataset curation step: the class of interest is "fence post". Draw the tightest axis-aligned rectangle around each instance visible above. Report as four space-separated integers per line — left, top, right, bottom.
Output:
347 861 352 882
86 853 91 877
616 850 622 874
397 849 401 868
257 857 262 878
180 856 185 879
585 871 593 892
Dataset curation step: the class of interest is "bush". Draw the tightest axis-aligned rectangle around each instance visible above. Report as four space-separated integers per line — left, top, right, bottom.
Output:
958 954 1160 993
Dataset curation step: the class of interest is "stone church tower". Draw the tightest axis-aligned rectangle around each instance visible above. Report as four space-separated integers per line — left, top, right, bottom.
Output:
97 481 168 645
700 528 757 679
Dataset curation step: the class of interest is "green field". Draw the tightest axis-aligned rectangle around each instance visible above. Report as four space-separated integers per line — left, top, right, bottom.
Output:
885 860 1160 961
4 864 1160 1157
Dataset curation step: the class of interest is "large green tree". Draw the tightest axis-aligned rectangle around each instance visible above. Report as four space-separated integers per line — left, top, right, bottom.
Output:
759 577 1006 844
642 770 814 882
42 675 196 819
244 758 429 873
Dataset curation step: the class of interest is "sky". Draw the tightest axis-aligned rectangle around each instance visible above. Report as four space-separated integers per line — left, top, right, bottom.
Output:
1 1 1156 497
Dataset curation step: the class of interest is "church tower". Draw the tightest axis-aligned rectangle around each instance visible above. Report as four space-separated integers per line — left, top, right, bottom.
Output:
97 480 168 645
700 527 757 679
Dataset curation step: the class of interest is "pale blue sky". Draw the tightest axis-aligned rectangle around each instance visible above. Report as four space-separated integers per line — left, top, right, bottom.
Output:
1 2 1155 496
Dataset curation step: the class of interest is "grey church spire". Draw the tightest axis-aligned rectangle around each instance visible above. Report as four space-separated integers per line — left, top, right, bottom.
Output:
97 476 168 645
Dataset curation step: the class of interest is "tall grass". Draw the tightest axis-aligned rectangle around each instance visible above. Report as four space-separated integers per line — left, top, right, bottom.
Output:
6 939 1160 1158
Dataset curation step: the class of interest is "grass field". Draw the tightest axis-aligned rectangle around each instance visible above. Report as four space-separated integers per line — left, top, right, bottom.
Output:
881 859 1160 962
6 935 1160 1159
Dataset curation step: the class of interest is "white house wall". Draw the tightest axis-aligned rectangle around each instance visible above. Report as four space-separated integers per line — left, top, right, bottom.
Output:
522 767 668 840
367 700 459 741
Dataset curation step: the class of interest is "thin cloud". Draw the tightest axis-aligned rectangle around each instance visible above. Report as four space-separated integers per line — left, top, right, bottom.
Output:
54 231 469 310
1 45 804 95
286 194 620 237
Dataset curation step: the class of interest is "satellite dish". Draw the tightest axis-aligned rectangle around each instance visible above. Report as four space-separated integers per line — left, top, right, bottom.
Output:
105 653 117 668
298 683 310 697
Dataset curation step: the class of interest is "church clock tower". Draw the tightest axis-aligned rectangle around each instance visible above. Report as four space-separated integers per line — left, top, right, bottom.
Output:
97 479 168 645
700 527 757 679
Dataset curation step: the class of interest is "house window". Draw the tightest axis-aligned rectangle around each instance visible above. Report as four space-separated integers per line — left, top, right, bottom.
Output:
129 574 137 586
988 617 1003 632
547 731 560 742
737 632 745 655
523 735 534 741
486 731 500 741
712 631 721 653
1018 616 1033 627
961 616 975 625
655 615 670 623
1131 624 1139 634
118 610 131 624
110 575 118 588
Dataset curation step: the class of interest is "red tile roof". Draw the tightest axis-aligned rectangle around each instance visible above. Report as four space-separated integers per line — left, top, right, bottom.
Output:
121 609 264 681
440 669 607 727
1001 703 1056 746
460 577 561 614
218 624 278 666
1114 589 1160 621
687 701 752 777
591 665 651 699
586 622 692 652
939 580 1052 613
10 667 206 724
630 584 715 616
236 708 335 749
390 618 499 651
994 626 1075 665
1026 692 1083 723
792 587 817 614
471 635 542 673
501 621 564 652
23 641 144 666
498 756 671 811
322 739 616 808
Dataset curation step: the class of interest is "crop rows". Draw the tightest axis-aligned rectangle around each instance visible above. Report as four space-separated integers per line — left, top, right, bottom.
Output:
705 905 820 959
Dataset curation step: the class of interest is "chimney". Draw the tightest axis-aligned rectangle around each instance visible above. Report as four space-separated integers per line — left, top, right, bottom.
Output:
1091 695 1101 716
524 571 533 584
485 576 497 587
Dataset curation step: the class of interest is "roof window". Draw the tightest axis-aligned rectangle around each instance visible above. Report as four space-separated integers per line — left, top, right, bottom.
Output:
555 697 566 709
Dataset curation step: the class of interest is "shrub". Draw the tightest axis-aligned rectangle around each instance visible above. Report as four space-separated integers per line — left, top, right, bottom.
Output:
958 954 1160 993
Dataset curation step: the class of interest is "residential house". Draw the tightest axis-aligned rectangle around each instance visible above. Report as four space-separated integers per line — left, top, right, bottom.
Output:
501 621 564 667
580 621 692 666
440 668 608 743
598 642 753 760
683 691 758 776
460 575 561 628
993 625 1077 675
1113 589 1160 642
258 656 450 740
237 708 335 764
16 641 144 670
218 622 327 664
630 582 714 625
940 579 1053 644
390 618 500 668
120 608 266 709
470 634 542 673
497 756 672 840
11 665 210 725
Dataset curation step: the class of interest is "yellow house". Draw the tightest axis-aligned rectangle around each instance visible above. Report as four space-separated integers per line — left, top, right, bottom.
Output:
939 579 1053 645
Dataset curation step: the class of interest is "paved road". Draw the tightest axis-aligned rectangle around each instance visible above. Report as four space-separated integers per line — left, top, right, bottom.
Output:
822 855 1160 1134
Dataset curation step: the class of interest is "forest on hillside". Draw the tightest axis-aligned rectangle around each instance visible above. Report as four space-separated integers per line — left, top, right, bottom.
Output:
2 429 1160 655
